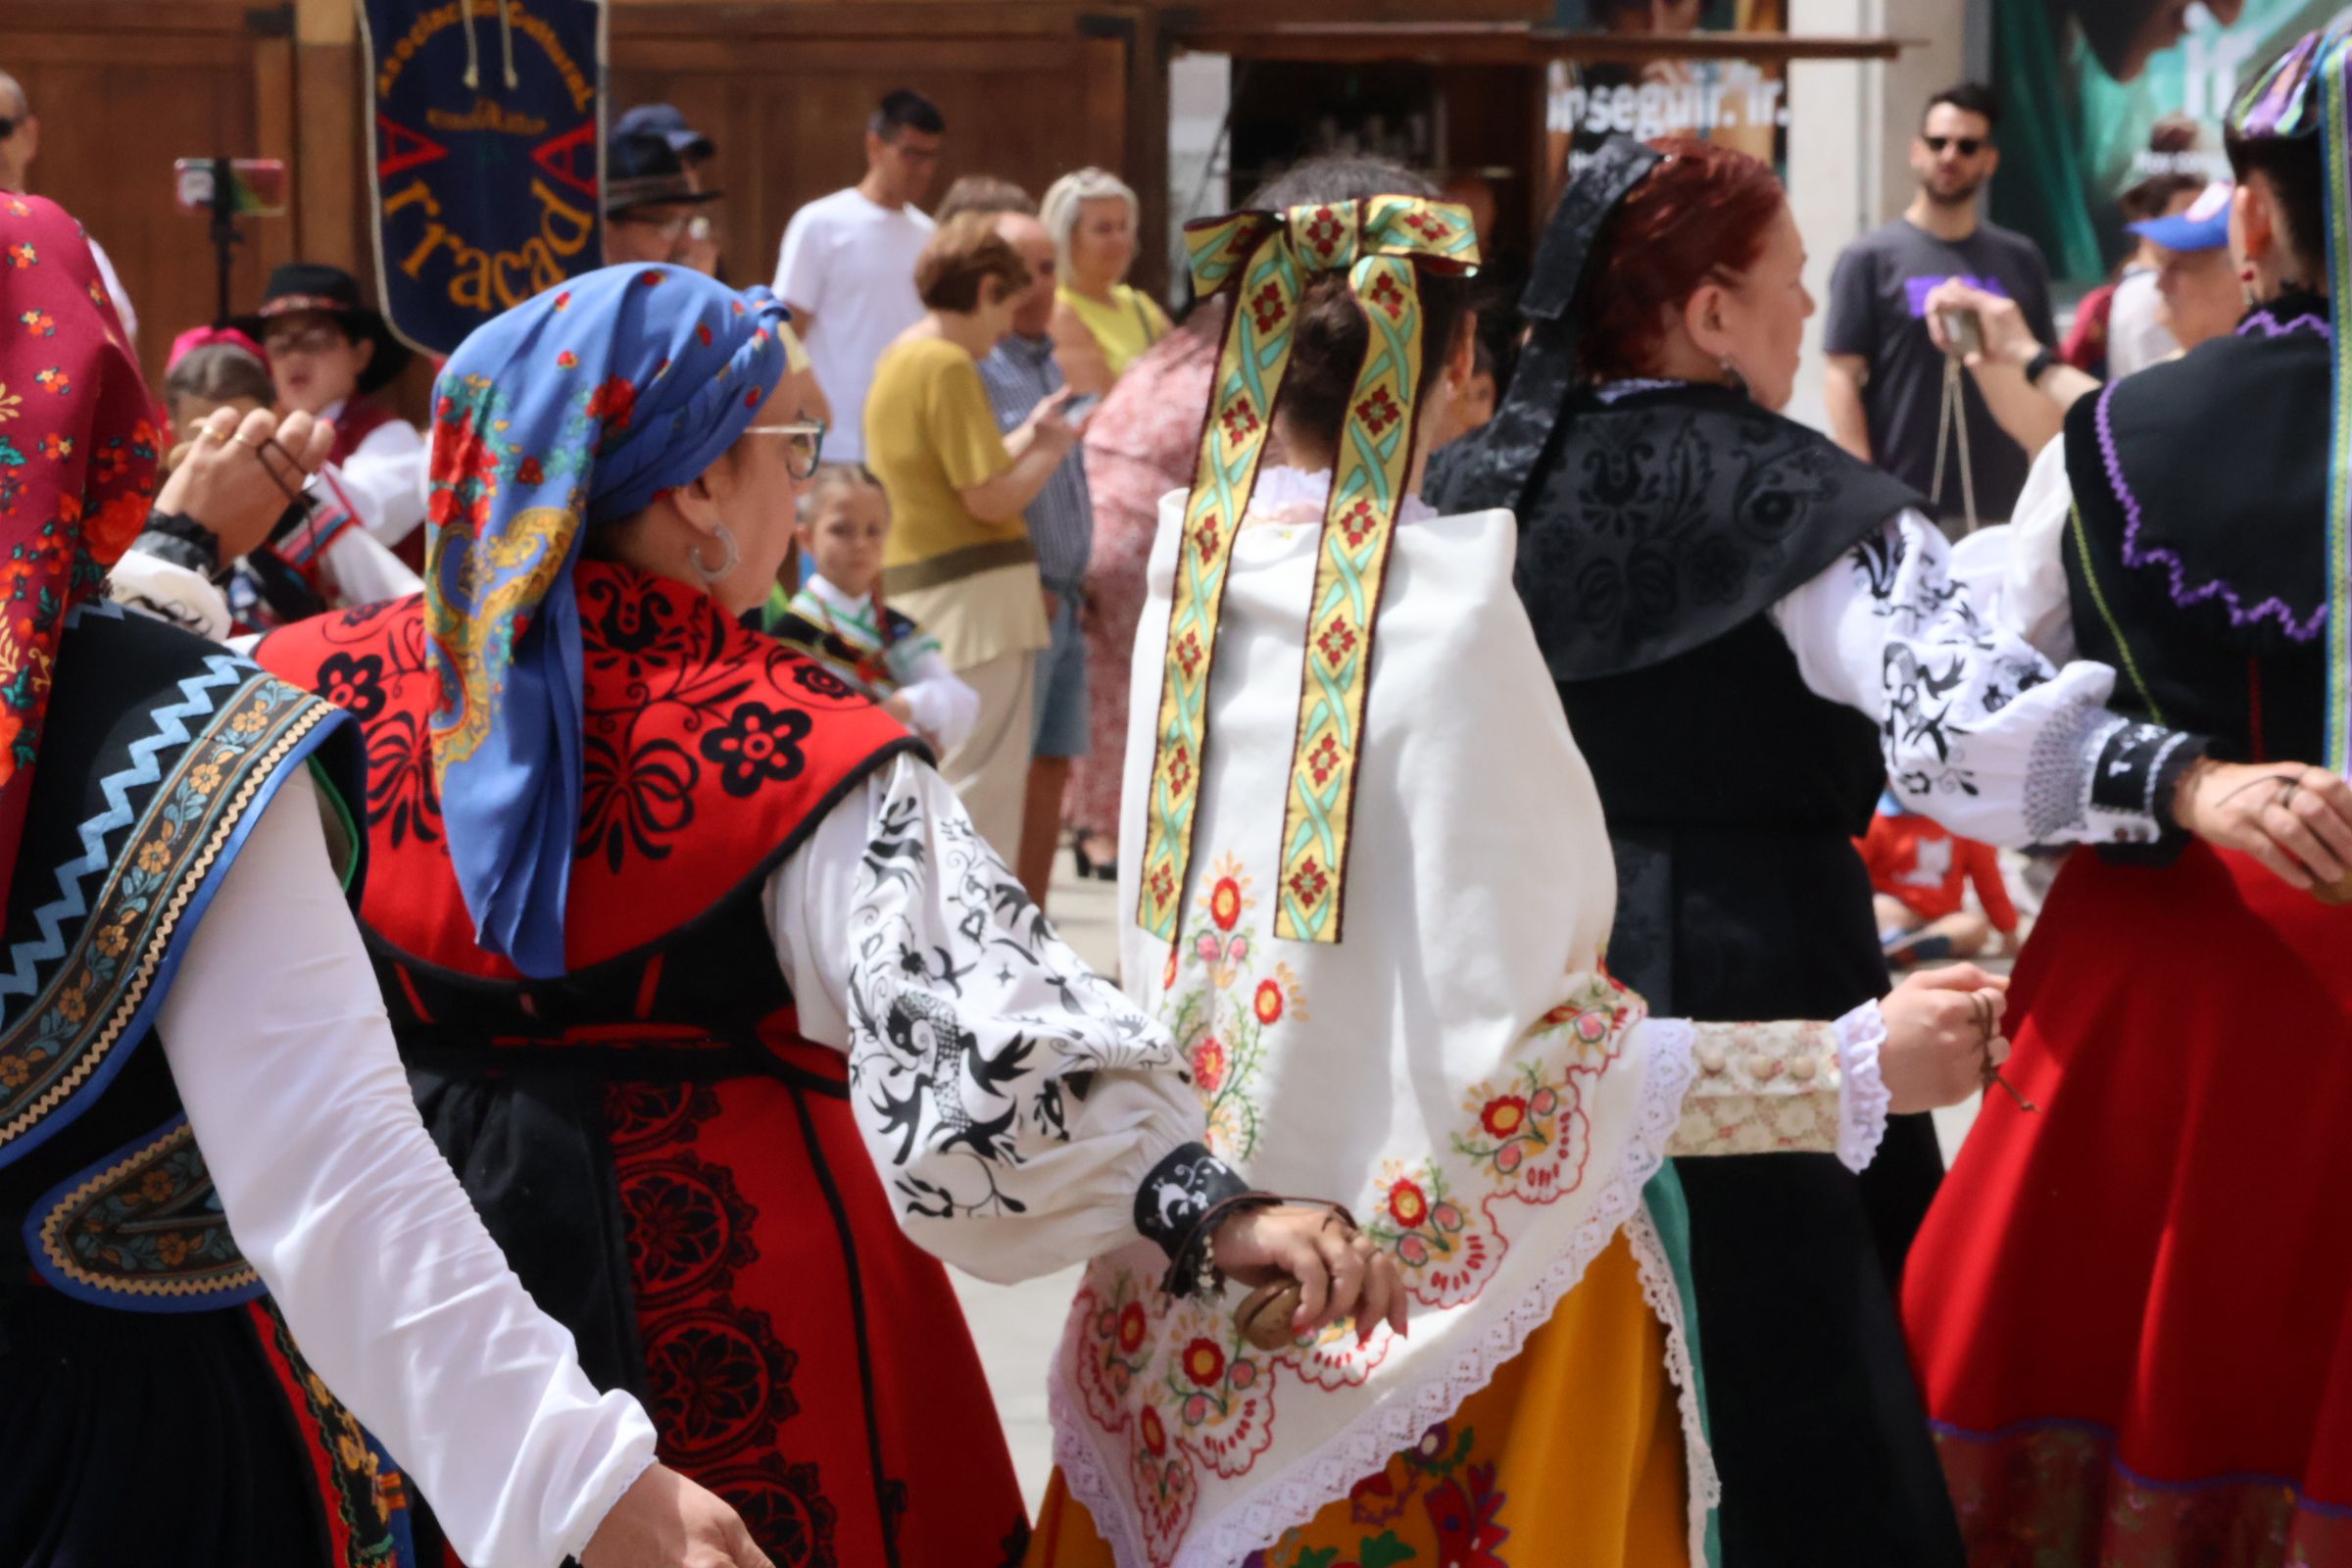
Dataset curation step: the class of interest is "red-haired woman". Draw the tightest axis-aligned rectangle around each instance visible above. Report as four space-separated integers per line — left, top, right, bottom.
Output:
1432 135 2352 1564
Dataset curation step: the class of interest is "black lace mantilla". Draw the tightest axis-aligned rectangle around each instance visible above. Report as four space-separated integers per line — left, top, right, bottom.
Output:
1432 381 1921 681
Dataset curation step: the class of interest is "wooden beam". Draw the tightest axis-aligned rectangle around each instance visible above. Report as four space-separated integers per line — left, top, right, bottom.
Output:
1167 24 1912 66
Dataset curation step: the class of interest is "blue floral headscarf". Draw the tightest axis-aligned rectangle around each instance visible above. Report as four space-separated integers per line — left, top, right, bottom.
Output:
424 263 789 978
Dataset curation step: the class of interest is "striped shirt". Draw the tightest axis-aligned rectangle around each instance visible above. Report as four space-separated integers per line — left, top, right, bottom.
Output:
975 332 1093 589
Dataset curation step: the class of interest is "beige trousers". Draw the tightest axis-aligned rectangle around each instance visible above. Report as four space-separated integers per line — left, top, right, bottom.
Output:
937 650 1037 863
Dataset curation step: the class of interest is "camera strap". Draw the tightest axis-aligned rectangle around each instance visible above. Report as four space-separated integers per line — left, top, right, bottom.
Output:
1931 352 1981 534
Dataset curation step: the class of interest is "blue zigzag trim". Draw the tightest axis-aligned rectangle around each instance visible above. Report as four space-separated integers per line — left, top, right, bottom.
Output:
0 607 258 1010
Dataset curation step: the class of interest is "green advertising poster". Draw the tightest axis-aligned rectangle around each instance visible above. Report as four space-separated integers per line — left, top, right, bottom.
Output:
1996 1 2344 284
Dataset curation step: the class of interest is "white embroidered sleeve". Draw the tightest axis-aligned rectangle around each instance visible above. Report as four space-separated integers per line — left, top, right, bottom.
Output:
338 418 429 551
1651 1003 1889 1173
1771 508 2187 848
158 771 659 1567
897 653 981 754
769 755 1229 1284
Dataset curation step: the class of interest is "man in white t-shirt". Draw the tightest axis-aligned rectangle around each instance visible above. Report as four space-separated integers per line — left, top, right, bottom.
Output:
771 89 946 463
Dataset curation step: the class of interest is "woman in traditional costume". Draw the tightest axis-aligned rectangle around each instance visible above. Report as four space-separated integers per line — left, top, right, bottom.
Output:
256 261 1400 1567
0 196 773 1568
1426 135 2351 1566
1903 29 2352 1562
1021 157 2011 1568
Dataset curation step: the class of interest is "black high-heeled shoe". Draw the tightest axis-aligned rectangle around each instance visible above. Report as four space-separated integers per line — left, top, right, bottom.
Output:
1070 834 1118 882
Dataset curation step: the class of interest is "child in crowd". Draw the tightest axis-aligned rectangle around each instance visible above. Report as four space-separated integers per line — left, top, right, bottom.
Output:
761 464 978 753
1858 789 2022 965
151 326 421 629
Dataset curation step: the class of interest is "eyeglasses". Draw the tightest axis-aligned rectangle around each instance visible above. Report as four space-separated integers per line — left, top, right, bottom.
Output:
613 213 693 241
1924 135 1985 157
742 419 826 479
263 323 350 357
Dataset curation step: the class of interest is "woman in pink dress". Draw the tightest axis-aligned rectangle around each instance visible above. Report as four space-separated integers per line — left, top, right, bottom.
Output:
1064 304 1222 879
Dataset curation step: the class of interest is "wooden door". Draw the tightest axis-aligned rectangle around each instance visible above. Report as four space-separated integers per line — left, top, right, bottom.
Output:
610 4 1137 293
4 0 301 392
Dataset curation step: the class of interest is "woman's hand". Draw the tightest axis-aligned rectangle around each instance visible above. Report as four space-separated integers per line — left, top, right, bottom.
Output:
1211 1202 1408 1346
1878 963 2010 1113
154 405 334 562
1018 386 1084 463
579 1463 772 1568
1921 278 2040 369
2173 757 2352 893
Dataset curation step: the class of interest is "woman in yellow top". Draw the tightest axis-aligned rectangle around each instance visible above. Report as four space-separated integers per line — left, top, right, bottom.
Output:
1044 168 1173 395
867 211 1085 858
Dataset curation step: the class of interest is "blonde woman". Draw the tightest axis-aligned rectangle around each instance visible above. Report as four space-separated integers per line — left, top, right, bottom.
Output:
1043 167 1172 395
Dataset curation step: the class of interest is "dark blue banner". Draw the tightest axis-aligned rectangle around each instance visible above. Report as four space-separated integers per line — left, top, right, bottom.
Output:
360 0 604 356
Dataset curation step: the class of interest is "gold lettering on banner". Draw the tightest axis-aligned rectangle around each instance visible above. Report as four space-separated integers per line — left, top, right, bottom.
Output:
381 176 593 313
424 99 551 137
376 0 590 110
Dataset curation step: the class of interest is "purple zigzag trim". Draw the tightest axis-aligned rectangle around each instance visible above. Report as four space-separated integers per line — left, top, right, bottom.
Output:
2237 309 2333 340
2091 378 2328 641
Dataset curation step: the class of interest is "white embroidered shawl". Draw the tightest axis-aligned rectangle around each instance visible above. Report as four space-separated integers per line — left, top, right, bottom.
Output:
1046 470 1714 1567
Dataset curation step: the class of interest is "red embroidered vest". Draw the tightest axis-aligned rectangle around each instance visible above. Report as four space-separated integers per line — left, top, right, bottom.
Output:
323 398 398 470
255 562 917 991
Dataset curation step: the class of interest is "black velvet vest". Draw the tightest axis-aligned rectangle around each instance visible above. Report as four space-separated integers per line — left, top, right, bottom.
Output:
2062 297 2332 764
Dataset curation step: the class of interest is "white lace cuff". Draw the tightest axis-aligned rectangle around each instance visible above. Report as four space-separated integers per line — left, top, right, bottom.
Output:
1834 1001 1892 1174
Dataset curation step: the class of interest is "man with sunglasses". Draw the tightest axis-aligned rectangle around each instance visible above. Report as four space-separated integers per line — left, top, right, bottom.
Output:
1825 81 2056 530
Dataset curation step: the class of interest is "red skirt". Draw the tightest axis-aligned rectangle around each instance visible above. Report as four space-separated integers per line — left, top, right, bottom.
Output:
1904 843 2352 1565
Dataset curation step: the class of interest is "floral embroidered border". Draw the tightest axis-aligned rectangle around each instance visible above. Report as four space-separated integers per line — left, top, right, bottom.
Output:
0 671 337 1157
29 1112 262 1307
1935 1417 2352 1567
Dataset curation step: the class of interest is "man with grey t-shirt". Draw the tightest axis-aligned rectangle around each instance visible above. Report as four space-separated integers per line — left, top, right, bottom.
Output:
1825 82 2055 525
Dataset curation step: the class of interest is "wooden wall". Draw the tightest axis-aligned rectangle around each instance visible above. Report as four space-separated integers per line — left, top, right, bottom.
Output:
608 4 1145 295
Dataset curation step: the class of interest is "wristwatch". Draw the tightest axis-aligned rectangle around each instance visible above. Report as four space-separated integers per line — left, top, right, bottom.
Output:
2023 346 2061 387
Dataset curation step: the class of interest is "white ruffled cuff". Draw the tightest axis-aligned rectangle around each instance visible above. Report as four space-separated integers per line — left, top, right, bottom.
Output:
1834 1001 1892 1174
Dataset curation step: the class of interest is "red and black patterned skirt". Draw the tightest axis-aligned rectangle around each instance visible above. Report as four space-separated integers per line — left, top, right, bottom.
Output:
1905 843 2352 1566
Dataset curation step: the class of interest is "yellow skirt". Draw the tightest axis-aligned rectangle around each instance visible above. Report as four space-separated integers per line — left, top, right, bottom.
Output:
1026 1230 1689 1567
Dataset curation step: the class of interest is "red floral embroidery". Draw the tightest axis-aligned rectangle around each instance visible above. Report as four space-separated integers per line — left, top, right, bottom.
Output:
640 270 666 286
1249 280 1288 335
697 323 714 347
1191 1037 1227 1094
588 376 637 432
19 310 52 336
1140 1404 1168 1457
555 350 579 369
33 368 69 394
1218 396 1260 446
1252 979 1283 1025
1181 1338 1225 1388
1387 1178 1429 1229
36 434 69 461
1479 1096 1527 1138
1315 616 1358 671
1304 732 1344 786
516 455 545 486
1287 855 1329 908
1302 207 1345 258
1355 385 1402 436
1117 1299 1149 1353
553 291 572 310
1209 877 1243 931
6 242 34 268
1401 209 1453 244
1367 273 1408 322
1336 498 1381 549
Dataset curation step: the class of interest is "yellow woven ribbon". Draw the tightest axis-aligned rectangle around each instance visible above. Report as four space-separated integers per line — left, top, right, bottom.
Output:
1136 196 1479 943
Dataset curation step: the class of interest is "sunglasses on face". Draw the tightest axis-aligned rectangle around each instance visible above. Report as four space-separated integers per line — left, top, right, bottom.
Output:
265 324 351 357
1924 135 1985 157
742 419 827 480
0 118 16 141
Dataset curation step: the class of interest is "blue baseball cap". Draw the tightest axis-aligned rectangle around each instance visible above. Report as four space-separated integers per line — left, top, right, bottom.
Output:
613 103 715 163
2128 179 2233 253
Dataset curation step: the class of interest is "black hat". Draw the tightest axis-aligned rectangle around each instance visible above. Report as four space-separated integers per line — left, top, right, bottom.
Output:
613 103 715 164
232 263 415 396
606 130 722 218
